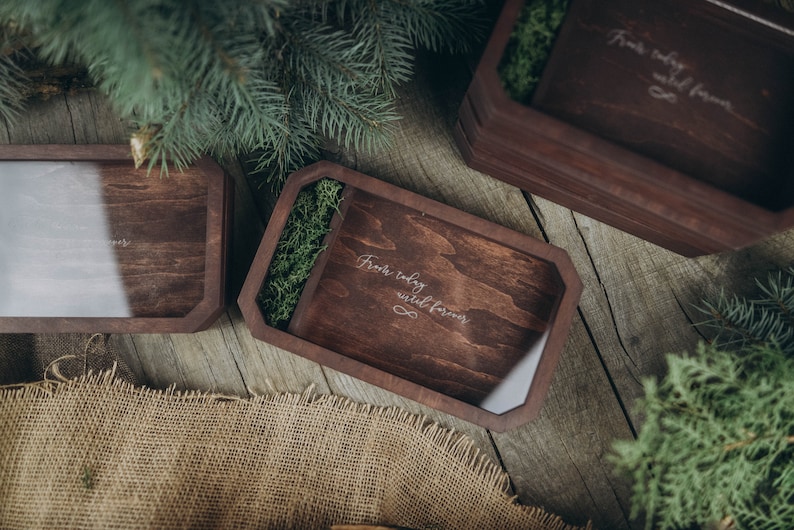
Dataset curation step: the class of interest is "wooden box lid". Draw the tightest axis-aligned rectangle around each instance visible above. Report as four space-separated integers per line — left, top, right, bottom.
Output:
533 0 794 212
0 145 232 333
455 0 794 256
238 162 583 431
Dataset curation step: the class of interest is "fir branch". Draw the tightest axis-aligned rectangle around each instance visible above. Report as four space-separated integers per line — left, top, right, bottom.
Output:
346 1 418 98
275 11 400 155
302 83 398 153
252 87 321 186
380 0 485 53
0 0 484 185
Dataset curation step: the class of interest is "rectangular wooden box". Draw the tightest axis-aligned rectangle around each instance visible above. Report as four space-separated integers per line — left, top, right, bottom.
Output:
0 145 232 333
238 161 583 431
455 0 794 256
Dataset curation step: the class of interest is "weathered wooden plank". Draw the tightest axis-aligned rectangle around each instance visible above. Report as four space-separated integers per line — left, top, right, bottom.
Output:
223 305 334 396
64 90 130 144
111 332 190 389
3 94 79 144
490 314 635 529
531 197 794 430
320 368 504 466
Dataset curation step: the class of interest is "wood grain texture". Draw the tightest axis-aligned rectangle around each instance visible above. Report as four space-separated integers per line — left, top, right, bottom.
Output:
535 0 794 209
290 188 561 405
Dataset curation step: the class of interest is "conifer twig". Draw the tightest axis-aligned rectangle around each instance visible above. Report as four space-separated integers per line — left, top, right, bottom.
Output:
0 0 485 186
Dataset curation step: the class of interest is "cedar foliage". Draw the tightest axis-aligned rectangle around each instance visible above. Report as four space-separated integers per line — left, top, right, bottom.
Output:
611 267 794 530
0 0 483 184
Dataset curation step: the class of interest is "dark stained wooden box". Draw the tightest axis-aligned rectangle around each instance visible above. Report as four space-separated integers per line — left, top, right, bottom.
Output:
455 0 794 256
238 161 582 431
0 145 232 333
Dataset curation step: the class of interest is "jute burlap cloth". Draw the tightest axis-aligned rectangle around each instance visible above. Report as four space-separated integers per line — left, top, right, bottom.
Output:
0 336 589 530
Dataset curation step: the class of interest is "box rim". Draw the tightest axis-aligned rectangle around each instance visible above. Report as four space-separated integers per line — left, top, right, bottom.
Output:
0 144 231 333
238 161 583 431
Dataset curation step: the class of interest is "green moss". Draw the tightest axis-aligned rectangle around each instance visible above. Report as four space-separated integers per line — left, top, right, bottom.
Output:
498 0 570 105
257 178 343 330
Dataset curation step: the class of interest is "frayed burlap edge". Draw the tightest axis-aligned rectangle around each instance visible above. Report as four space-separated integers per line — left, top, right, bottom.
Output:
0 370 592 530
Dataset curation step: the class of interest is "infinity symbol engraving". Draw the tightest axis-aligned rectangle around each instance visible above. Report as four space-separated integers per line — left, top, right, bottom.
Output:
392 305 419 319
648 85 677 103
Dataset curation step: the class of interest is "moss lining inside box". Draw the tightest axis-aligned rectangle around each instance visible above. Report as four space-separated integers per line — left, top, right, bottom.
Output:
257 178 343 330
498 0 570 104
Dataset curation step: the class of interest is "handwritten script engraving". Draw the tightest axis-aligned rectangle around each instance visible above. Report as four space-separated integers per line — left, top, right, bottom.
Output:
105 238 132 248
606 29 734 113
356 254 471 324
8 217 132 249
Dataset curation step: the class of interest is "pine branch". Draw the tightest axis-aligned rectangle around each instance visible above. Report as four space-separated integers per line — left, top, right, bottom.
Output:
696 266 794 355
276 11 400 156
252 88 320 187
348 1 418 98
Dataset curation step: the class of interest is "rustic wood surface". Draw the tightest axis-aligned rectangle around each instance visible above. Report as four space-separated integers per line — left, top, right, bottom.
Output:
3 46 794 530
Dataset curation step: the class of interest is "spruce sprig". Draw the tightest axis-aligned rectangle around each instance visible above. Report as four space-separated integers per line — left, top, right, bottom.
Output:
0 0 484 185
697 267 794 355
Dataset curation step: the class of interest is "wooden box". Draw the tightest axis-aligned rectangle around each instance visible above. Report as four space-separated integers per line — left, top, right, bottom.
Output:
455 0 794 256
0 145 232 333
238 161 582 431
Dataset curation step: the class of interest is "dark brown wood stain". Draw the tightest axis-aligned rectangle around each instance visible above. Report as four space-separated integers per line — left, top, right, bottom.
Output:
239 161 583 431
289 189 562 405
0 145 232 333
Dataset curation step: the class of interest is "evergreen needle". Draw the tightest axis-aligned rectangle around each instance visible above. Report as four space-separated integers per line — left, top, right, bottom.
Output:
0 0 486 186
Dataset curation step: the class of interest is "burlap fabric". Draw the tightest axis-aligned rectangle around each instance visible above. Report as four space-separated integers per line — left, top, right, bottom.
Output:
0 368 590 530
